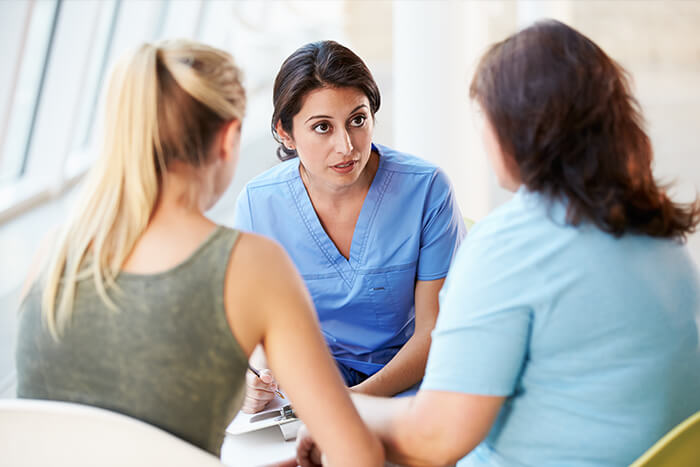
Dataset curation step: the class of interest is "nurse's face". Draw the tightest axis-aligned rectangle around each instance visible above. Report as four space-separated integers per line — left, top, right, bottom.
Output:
280 86 374 192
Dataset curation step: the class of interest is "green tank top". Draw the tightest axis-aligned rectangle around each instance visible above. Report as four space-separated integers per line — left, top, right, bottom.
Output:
16 226 247 456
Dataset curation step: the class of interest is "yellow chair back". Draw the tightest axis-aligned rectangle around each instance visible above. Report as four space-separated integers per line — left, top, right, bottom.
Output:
630 410 700 467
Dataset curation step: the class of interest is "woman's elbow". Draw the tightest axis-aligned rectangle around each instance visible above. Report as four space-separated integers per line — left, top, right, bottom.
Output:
392 414 480 467
422 426 479 467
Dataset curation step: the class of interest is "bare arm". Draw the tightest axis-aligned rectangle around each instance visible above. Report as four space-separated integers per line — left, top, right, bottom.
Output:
226 233 383 466
352 278 444 396
297 390 503 467
349 390 503 466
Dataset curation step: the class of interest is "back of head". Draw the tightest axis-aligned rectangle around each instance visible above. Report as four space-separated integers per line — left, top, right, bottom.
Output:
41 39 246 338
271 40 381 161
470 19 699 239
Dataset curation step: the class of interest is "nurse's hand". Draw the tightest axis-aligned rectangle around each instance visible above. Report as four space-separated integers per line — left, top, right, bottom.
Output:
242 368 279 413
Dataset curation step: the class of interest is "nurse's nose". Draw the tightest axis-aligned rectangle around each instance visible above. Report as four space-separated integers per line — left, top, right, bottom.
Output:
334 127 353 155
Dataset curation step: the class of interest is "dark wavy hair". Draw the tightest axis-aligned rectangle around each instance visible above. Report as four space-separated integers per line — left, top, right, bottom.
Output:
271 40 381 161
470 19 699 239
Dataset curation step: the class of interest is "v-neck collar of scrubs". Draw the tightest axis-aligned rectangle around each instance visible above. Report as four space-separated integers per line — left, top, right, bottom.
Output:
288 143 392 288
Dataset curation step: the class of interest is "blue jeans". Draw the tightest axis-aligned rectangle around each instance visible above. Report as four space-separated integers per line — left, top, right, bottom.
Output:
336 361 369 387
336 360 422 396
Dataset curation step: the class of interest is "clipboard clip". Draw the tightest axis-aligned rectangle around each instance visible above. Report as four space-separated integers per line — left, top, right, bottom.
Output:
249 404 297 424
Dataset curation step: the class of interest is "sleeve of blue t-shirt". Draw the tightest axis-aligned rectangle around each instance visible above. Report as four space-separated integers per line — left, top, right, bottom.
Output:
421 223 533 395
232 187 253 231
416 168 466 281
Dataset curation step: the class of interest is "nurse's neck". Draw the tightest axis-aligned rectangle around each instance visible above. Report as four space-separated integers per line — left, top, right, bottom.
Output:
300 151 379 209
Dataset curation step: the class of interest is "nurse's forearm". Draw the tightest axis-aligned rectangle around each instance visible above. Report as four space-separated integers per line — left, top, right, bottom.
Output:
352 279 443 396
351 330 430 396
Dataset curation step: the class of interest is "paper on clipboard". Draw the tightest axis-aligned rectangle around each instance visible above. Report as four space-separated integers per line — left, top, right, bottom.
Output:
226 392 302 440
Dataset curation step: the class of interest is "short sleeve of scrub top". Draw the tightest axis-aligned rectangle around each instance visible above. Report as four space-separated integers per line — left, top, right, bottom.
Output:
417 168 465 280
232 143 466 377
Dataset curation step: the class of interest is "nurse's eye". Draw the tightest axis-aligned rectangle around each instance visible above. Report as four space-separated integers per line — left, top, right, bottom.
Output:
349 115 366 127
313 122 331 134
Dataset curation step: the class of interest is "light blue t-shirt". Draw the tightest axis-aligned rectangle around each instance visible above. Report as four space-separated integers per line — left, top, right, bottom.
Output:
422 186 700 466
234 143 465 376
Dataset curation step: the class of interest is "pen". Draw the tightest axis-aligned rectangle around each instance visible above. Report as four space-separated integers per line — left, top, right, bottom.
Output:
248 364 285 399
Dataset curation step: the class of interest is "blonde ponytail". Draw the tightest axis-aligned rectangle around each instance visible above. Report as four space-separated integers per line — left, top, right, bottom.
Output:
41 40 246 338
160 41 246 122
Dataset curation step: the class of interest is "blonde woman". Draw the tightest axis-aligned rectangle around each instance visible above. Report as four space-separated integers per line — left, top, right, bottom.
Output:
15 39 382 464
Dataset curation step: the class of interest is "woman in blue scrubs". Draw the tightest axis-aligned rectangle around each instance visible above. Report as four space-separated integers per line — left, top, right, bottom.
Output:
233 40 465 411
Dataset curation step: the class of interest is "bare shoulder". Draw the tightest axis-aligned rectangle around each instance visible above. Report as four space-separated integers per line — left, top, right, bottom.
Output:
225 231 311 313
227 231 301 283
224 231 308 354
230 231 290 267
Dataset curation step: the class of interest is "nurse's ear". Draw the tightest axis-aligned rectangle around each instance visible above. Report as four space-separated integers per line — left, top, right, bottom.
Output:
275 121 296 150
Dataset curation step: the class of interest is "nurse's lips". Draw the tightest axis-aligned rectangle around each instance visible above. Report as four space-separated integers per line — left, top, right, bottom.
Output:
330 160 358 174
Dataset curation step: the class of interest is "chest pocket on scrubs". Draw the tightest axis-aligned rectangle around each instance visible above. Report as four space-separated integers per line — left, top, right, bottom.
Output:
365 266 415 330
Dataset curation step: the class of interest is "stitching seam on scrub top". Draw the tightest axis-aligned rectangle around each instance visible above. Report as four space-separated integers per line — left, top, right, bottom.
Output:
245 187 255 230
350 142 384 274
289 179 352 288
352 170 393 282
358 261 416 275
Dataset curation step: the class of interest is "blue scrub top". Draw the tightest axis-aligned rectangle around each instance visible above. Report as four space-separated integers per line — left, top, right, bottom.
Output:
233 143 465 376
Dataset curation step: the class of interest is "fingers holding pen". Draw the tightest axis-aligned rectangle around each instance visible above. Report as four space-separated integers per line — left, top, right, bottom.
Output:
243 368 279 413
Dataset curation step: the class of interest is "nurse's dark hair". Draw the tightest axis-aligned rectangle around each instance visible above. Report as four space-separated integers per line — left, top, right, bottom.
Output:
470 19 699 239
271 40 381 161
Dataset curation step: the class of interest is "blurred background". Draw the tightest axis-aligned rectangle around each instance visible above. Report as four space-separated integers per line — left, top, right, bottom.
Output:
1 0 699 398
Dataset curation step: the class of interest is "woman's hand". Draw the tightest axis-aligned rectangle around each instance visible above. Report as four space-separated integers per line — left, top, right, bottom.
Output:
296 424 325 467
242 368 279 413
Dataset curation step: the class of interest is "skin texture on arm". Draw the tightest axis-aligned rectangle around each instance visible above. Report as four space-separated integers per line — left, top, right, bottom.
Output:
353 390 504 466
352 278 445 396
298 390 504 467
225 232 384 467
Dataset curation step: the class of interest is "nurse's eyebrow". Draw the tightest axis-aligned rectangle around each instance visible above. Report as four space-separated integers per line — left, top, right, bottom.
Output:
304 104 368 124
305 114 331 123
346 104 369 116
